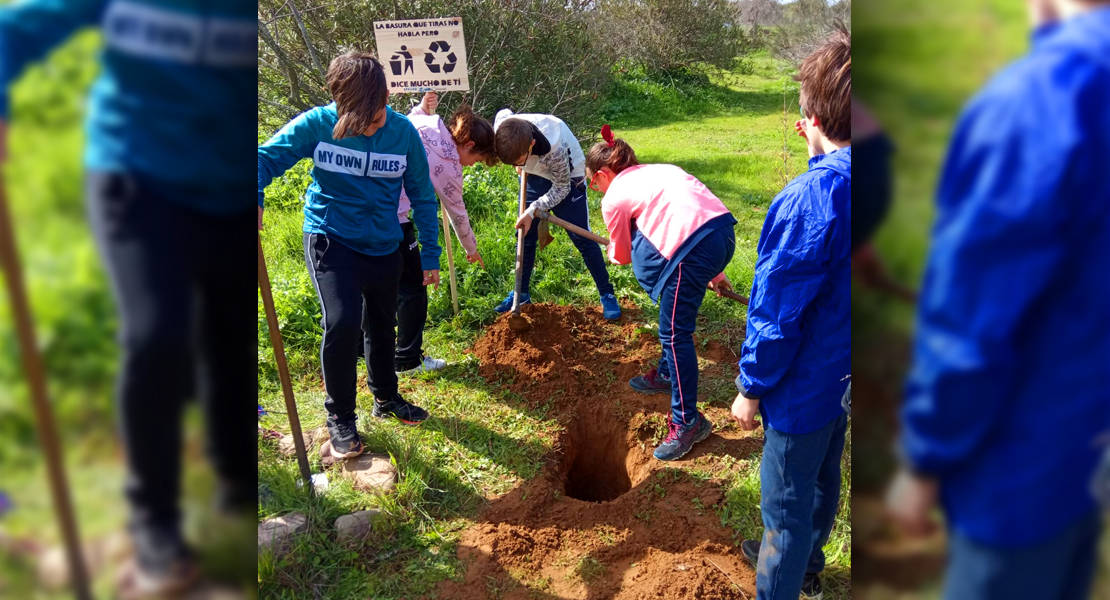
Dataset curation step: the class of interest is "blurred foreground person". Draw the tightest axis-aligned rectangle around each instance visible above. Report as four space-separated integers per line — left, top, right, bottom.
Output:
0 0 256 595
888 1 1110 599
851 100 916 304
731 26 852 600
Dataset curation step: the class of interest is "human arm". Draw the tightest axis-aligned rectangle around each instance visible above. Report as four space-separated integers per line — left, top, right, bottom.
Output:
0 0 105 119
600 194 633 265
257 109 320 209
401 123 442 277
737 197 830 399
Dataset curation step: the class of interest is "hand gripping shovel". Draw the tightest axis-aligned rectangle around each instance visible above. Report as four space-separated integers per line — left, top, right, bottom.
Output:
508 173 530 332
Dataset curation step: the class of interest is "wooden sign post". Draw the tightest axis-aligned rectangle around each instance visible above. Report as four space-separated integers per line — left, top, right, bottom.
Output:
375 17 470 315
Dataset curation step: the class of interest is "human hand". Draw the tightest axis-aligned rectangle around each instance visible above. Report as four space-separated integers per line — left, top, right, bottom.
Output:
795 119 808 141
730 393 760 430
423 269 440 289
420 91 439 115
515 208 535 233
514 165 523 175
707 275 733 297
885 468 940 537
467 251 485 268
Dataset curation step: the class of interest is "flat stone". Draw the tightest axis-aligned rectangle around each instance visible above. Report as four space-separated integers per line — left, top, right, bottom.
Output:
257 512 307 552
278 426 327 458
340 454 397 494
334 509 382 541
37 532 130 591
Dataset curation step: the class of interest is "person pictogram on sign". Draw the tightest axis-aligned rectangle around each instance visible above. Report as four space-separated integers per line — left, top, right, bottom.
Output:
389 45 415 75
424 40 457 74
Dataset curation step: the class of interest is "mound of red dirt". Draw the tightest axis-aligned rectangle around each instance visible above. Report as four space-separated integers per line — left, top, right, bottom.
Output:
441 304 763 599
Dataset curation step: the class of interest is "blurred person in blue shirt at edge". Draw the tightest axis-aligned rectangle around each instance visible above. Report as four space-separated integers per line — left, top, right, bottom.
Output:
0 0 256 596
730 25 851 600
886 1 1110 599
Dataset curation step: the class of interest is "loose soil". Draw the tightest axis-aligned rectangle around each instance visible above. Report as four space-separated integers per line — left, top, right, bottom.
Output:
440 303 764 600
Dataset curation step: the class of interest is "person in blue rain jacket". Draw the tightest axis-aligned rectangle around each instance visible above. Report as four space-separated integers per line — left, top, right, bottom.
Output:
258 51 442 461
730 26 851 600
0 0 254 594
886 3 1110 600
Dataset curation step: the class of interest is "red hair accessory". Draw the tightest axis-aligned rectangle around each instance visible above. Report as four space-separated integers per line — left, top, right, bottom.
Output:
601 124 615 148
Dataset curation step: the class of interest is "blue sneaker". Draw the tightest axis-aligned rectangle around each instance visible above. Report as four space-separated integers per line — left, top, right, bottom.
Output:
600 293 621 320
494 290 531 313
653 412 712 461
629 368 672 394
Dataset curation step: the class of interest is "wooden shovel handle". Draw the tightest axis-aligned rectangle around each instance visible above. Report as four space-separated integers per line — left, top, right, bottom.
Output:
718 288 750 305
533 209 609 246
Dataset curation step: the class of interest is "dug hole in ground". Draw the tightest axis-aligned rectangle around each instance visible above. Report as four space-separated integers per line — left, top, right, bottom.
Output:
439 303 766 599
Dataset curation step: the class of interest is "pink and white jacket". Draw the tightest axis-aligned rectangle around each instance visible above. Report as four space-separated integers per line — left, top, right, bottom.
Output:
397 105 478 256
601 164 736 301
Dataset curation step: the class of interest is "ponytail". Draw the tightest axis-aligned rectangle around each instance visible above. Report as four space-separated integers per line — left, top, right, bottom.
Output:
585 126 639 176
448 105 498 167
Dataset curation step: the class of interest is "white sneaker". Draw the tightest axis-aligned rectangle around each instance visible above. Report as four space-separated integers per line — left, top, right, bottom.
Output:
396 356 447 375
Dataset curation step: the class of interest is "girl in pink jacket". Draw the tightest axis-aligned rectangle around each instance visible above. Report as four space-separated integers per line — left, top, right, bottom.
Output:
376 92 497 374
586 126 737 461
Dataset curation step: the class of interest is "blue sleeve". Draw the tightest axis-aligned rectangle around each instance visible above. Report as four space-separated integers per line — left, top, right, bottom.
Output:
738 189 830 399
0 0 105 118
258 110 320 208
402 122 441 271
901 54 1101 476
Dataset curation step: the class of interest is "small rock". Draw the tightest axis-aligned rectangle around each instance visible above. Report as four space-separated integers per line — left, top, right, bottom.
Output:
334 509 382 541
257 513 307 552
318 439 338 469
278 426 327 458
340 454 397 494
36 532 129 591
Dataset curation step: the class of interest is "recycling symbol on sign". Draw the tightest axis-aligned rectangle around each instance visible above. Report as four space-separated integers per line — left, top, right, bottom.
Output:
424 40 458 74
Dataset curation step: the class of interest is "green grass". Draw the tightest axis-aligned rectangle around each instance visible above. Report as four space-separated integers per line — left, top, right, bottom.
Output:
258 52 850 599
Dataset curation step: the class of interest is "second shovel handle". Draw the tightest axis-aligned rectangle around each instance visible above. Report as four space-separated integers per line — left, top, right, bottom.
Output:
534 209 609 246
718 288 750 305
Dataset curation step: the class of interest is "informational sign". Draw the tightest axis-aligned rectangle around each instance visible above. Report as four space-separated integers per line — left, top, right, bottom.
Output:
373 17 469 93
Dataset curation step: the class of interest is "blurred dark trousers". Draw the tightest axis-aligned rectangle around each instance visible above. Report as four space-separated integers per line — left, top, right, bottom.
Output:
756 412 848 600
86 172 256 528
943 510 1100 600
520 175 614 297
360 221 426 372
304 232 402 416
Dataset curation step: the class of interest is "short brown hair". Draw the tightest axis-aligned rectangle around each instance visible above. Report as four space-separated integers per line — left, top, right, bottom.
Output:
327 50 388 140
495 118 535 165
585 137 639 177
796 24 851 142
449 105 498 167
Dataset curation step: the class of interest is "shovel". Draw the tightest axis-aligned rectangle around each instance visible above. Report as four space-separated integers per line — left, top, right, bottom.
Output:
718 288 750 305
0 173 92 599
258 234 314 489
508 173 530 332
532 208 609 246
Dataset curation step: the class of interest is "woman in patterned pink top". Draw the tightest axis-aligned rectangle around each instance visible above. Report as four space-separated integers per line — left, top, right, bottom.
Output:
381 92 498 375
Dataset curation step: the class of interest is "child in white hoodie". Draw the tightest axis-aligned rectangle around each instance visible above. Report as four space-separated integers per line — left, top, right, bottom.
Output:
493 110 621 320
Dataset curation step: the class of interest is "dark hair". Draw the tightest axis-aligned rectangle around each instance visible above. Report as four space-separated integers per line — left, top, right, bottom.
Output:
494 118 535 165
449 105 498 167
585 137 639 176
796 23 851 142
327 50 388 140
